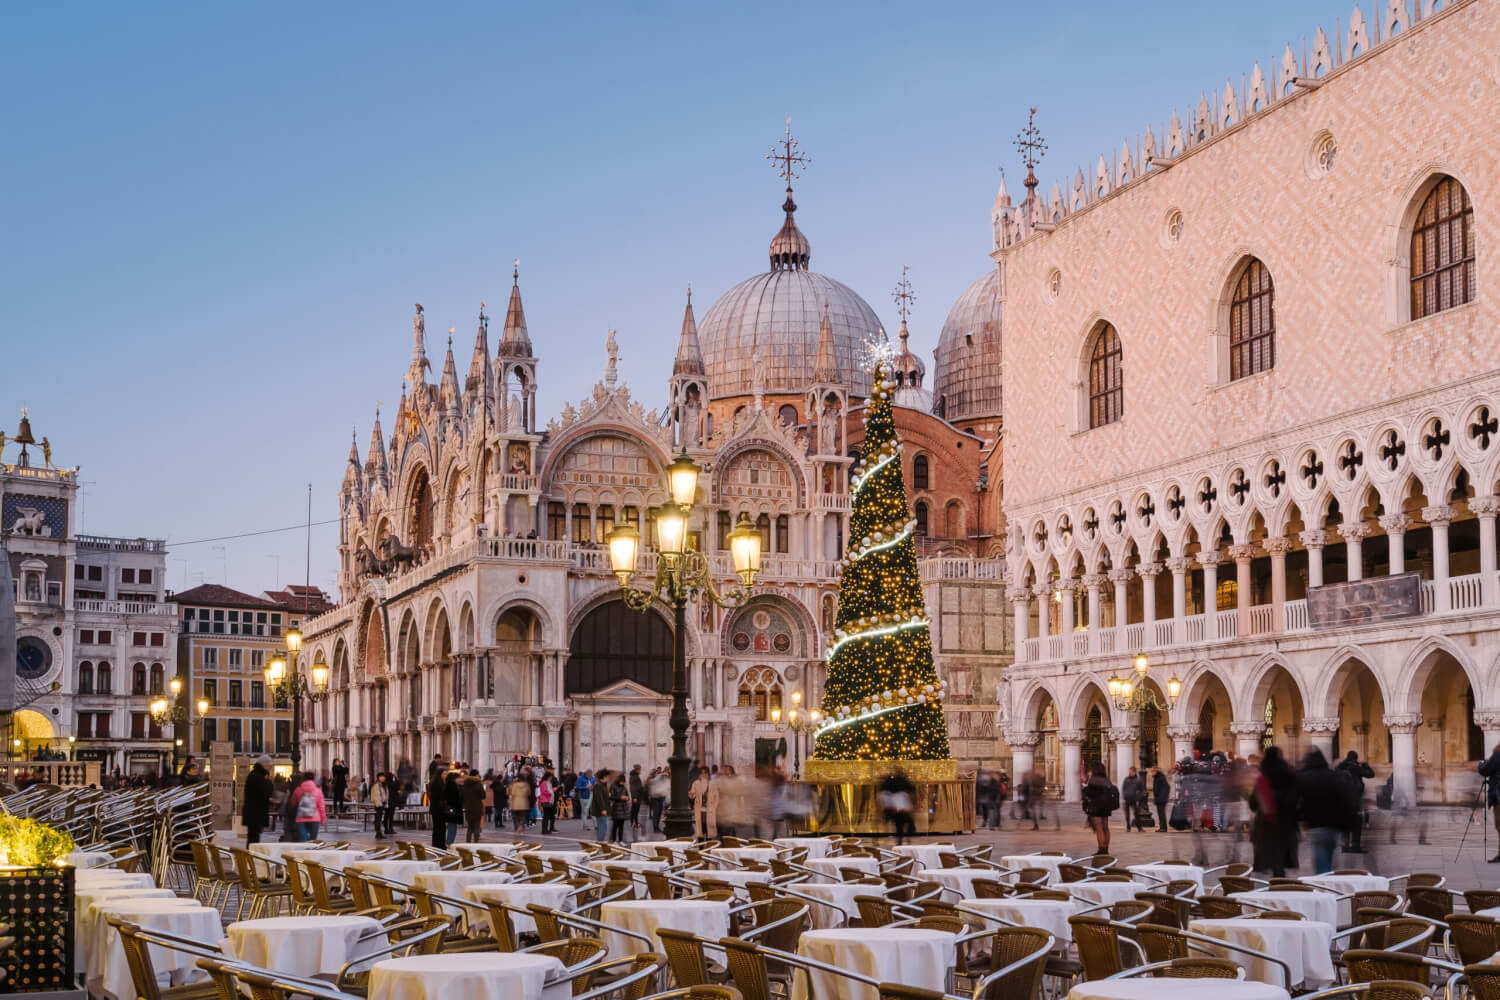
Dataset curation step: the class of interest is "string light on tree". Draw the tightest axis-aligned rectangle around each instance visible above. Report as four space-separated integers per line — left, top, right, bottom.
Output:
812 357 952 762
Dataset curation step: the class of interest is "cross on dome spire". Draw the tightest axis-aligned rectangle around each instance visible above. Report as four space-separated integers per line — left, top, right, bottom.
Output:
1014 107 1047 194
766 117 812 270
767 115 811 192
892 265 916 325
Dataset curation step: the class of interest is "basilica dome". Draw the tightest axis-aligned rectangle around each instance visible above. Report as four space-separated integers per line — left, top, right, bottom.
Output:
931 268 1003 424
698 193 888 402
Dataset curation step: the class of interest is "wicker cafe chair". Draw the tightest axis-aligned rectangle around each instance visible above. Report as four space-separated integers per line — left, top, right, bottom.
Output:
229 848 294 919
112 920 221 1000
1134 924 1189 964
304 862 358 914
1056 864 1089 884
639 990 742 1000
332 916 454 998
1446 914 1500 965
1149 958 1243 979
1351 890 1401 914
1466 890 1500 914
196 957 361 1000
1404 873 1446 889
1405 887 1457 922
1218 875 1257 895
974 926 1052 999
1069 916 1132 981
1342 949 1460 987
1296 984 1432 1000
1016 867 1049 885
1196 896 1244 919
657 928 723 987
1462 964 1500 1000
972 879 1009 900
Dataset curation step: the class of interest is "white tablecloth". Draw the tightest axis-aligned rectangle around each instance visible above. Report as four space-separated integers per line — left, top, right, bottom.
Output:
1301 874 1389 926
599 899 731 959
67 850 117 868
368 953 568 1000
915 867 1002 899
87 898 225 1000
250 841 324 877
1068 982 1289 1000
784 882 872 929
73 887 177 969
413 869 516 894
520 850 592 868
463 881 573 934
587 858 669 878
346 859 441 881
681 867 772 894
75 869 156 890
804 856 881 881
705 846 778 867
1230 890 1338 926
225 915 384 979
1001 854 1068 883
288 849 369 871
1189 918 1336 989
960 897 1078 944
794 927 955 1000
1066 881 1149 908
775 837 834 859
1127 863 1205 891
889 844 958 870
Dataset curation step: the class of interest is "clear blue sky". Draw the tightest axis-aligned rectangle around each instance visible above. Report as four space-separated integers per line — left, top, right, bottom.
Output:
4 0 1355 598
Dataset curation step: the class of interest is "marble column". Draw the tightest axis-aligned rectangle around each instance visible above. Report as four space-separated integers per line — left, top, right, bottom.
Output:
1007 731 1040 782
1340 524 1369 583
1012 592 1031 660
1475 711 1500 762
1471 497 1500 607
1139 562 1162 643
1110 727 1138 778
475 722 492 773
1033 583 1051 645
1299 530 1327 589
1110 569 1130 632
1265 537 1294 632
1302 716 1340 763
1084 573 1105 655
1198 552 1221 636
1167 556 1191 644
1229 544 1256 636
1380 514 1411 575
1058 579 1077 639
1384 713 1423 807
1424 505 1454 612
1228 721 1264 760
1059 731 1085 803
1165 724 1198 765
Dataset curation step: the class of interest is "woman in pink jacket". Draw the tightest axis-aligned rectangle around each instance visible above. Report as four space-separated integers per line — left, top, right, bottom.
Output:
291 772 326 842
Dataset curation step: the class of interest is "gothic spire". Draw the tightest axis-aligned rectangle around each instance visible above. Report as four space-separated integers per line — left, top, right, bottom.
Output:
365 406 388 483
673 287 704 376
811 302 838 383
467 303 492 397
498 261 532 358
347 426 361 467
440 333 460 413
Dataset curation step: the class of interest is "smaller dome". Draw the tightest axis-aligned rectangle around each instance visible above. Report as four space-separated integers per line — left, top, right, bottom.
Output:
891 319 930 410
932 269 1003 424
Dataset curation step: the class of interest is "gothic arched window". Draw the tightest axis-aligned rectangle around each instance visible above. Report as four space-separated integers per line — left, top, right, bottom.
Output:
96 661 112 693
736 666 783 722
717 510 731 550
775 514 789 554
1229 258 1275 380
1410 175 1476 320
914 501 929 536
149 662 164 695
133 663 147 695
78 661 93 694
913 454 930 491
1087 324 1123 428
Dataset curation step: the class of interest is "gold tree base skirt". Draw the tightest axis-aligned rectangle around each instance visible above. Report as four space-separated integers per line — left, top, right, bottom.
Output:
802 758 959 782
796 759 974 834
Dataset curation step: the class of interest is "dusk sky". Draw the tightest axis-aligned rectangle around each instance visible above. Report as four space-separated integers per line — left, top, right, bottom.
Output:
6 1 1355 598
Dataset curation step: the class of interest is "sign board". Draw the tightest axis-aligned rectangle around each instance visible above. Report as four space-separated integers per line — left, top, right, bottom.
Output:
1306 572 1422 629
209 741 236 831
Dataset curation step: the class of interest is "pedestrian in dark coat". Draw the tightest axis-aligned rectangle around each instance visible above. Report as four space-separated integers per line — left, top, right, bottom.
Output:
1151 769 1171 834
1249 747 1300 876
242 754 275 845
1336 750 1375 853
462 769 486 842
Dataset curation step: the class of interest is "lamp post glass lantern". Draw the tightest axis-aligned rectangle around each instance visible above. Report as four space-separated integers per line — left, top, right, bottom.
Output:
263 626 330 775
150 675 193 773
606 450 762 838
771 689 820 776
1107 653 1180 770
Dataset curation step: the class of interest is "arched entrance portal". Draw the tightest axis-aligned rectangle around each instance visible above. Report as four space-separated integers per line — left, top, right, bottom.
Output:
568 601 672 775
1417 651 1481 802
12 708 54 759
493 607 544 757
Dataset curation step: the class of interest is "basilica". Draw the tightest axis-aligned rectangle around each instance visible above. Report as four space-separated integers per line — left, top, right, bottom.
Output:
298 173 1009 780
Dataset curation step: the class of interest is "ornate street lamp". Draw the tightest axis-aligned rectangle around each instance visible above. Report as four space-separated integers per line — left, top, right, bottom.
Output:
263 626 330 775
607 450 762 838
150 674 192 773
1107 653 1181 769
771 690 821 776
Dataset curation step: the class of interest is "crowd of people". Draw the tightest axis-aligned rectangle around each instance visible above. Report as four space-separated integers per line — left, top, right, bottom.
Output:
976 745 1396 875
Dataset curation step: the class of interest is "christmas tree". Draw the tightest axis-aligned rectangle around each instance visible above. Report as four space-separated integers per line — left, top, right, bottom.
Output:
813 358 951 762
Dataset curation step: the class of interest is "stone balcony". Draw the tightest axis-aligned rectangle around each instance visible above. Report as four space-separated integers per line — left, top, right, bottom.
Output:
1018 570 1489 664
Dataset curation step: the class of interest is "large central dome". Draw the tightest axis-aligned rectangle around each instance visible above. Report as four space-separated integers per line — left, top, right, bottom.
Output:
698 192 888 401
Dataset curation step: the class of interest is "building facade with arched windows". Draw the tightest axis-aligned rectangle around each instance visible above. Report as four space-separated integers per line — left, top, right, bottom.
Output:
996 0 1497 804
297 184 1014 778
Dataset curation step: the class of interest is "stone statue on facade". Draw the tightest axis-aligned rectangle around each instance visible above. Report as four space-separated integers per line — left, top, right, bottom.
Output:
605 329 619 387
